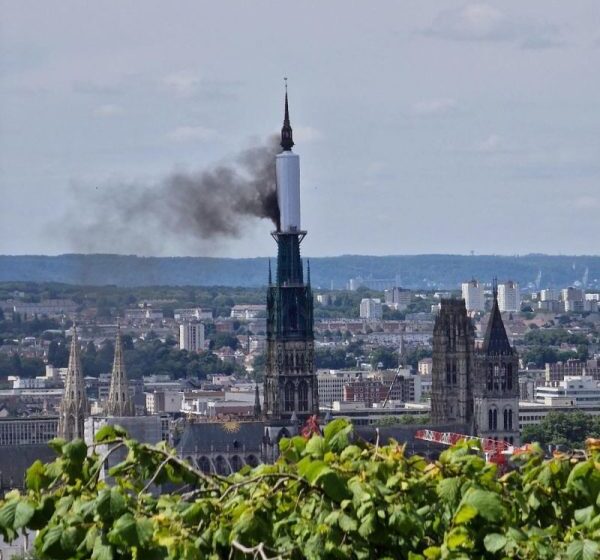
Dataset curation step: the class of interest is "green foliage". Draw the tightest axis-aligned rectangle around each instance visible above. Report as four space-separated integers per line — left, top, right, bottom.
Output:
522 411 600 450
1 422 600 559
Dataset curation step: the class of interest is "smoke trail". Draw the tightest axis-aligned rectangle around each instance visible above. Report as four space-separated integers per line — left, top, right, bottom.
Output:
64 136 280 255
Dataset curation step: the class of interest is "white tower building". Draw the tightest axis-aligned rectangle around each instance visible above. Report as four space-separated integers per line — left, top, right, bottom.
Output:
461 279 485 312
498 281 520 312
179 322 205 352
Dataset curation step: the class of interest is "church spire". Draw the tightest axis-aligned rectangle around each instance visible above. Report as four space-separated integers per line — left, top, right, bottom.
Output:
280 79 294 151
254 384 262 418
482 280 512 356
58 325 88 440
106 319 135 417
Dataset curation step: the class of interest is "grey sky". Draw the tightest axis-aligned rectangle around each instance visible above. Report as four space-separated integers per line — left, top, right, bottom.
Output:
1 1 599 258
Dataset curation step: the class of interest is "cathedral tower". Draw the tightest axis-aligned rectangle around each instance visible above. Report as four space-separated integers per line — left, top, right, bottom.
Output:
106 321 135 417
473 284 520 444
263 88 318 424
431 299 475 426
58 326 88 440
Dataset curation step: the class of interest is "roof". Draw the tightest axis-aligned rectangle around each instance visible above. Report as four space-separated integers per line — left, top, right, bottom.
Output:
482 296 513 355
177 421 264 454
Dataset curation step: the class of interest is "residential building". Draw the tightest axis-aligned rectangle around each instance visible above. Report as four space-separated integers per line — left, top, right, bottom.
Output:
230 304 267 320
179 322 205 352
359 298 383 320
145 390 183 414
461 279 485 312
384 287 412 311
535 376 600 407
498 281 520 312
418 358 433 375
562 287 585 313
317 370 360 406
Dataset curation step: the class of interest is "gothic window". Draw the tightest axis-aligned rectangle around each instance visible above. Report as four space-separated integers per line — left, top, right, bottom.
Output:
508 409 513 430
197 456 211 474
284 382 295 412
501 366 507 391
487 364 493 391
451 360 457 384
503 408 508 430
489 407 498 431
506 364 513 390
298 380 309 411
493 365 500 391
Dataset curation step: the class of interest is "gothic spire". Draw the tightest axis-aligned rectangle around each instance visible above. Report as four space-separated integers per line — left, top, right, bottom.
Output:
58 325 88 440
280 80 294 151
106 319 135 417
482 283 513 355
254 384 262 418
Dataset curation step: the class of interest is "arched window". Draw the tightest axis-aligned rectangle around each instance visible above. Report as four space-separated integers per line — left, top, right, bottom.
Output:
488 409 493 430
506 364 513 390
197 456 211 474
508 409 513 430
493 365 500 391
487 364 493 391
284 382 295 411
492 408 498 430
298 380 308 411
501 366 507 391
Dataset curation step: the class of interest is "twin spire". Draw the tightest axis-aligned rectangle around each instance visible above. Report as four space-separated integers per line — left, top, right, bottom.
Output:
106 319 135 417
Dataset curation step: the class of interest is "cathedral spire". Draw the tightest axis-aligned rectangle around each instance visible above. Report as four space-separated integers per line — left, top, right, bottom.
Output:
106 319 135 417
254 384 262 418
58 325 88 440
280 79 294 151
482 281 512 356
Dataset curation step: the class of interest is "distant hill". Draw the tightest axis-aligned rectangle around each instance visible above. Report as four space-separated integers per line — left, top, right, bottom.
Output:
0 254 598 289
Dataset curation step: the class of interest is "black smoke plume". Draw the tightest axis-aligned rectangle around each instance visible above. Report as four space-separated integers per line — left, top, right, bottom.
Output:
64 136 280 255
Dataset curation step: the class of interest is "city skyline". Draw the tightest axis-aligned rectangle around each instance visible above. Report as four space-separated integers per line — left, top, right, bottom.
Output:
1 1 599 258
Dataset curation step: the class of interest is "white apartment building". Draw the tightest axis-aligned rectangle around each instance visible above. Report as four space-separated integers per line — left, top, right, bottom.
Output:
461 279 485 312
179 322 205 352
384 288 412 311
145 390 184 414
535 376 600 407
359 298 383 320
562 287 585 313
317 370 361 406
498 281 520 312
230 305 267 320
174 308 213 321
540 289 557 302
418 358 433 375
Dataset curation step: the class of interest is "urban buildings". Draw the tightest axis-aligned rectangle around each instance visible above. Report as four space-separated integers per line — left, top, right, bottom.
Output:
535 376 600 407
360 298 383 320
384 287 412 311
179 322 205 352
498 281 520 312
461 279 485 312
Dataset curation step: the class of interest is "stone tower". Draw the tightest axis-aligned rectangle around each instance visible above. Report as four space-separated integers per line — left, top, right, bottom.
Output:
106 321 135 417
473 285 520 444
58 326 88 440
431 299 475 426
263 89 318 424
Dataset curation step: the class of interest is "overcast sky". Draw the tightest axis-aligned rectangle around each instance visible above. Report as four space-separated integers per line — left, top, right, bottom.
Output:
1 1 599 258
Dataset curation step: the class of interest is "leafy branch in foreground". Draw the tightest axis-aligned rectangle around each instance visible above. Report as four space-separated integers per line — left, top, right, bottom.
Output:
0 420 599 559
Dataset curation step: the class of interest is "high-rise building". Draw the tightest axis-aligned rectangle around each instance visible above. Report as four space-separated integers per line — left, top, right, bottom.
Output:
384 287 412 310
461 279 485 312
431 299 475 425
561 287 584 313
498 281 520 312
263 89 318 425
106 322 135 417
359 298 383 320
58 326 88 440
179 322 205 352
473 286 520 444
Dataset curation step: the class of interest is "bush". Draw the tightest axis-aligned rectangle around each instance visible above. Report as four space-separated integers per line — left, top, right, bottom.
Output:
0 421 599 559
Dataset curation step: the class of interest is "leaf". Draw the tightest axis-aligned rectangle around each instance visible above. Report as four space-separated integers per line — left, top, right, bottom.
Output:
567 539 600 560
316 471 351 502
41 525 63 555
423 547 441 559
453 504 477 525
136 517 154 547
437 477 461 504
297 457 332 484
323 418 348 441
339 513 358 532
63 439 87 463
462 489 504 523
484 533 507 553
13 501 35 529
305 436 327 458
92 539 114 560
48 437 66 454
96 487 127 521
446 527 470 550
109 513 138 546
0 501 17 530
95 424 118 443
26 460 47 492
574 505 594 524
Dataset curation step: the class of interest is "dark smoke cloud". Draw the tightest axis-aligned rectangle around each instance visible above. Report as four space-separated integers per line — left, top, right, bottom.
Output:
63 136 280 255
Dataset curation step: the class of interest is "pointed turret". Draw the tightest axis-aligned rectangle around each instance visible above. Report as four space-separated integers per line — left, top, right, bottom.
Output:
58 325 88 440
482 282 513 355
253 384 262 418
106 320 135 417
280 85 294 151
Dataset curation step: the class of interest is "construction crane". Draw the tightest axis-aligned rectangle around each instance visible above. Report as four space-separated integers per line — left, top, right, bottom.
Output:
414 428 524 467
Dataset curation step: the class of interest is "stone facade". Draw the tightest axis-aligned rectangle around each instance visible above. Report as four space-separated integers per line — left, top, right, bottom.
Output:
58 327 88 440
105 323 135 417
431 299 475 426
